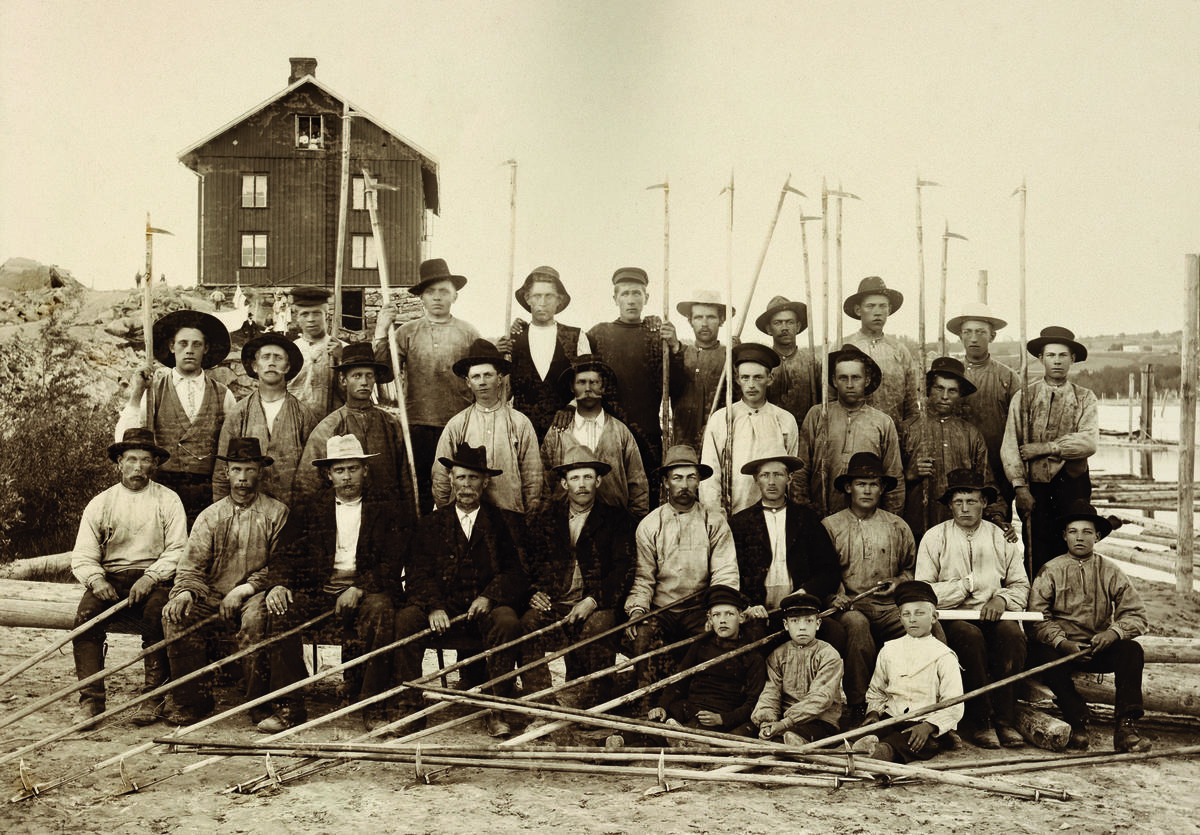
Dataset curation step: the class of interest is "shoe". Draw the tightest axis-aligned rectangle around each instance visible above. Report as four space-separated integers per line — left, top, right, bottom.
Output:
968 726 1002 749
484 711 511 738
1114 718 1152 753
129 697 167 727
995 723 1026 748
75 700 105 730
941 730 964 751
782 730 806 747
851 734 879 755
843 703 867 730
1067 724 1091 751
362 708 390 733
256 702 307 734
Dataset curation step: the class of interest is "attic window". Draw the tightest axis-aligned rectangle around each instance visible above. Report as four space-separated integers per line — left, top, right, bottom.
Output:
296 115 324 149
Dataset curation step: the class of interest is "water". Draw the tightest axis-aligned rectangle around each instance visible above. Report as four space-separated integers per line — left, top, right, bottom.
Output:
1094 400 1199 480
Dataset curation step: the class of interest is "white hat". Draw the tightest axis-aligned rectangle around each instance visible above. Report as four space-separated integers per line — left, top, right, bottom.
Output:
311 434 380 467
946 302 1007 336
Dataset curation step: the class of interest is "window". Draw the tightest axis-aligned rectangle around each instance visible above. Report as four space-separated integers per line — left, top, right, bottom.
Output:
351 234 377 269
341 289 364 331
296 115 324 149
240 233 267 268
241 174 267 208
351 175 366 210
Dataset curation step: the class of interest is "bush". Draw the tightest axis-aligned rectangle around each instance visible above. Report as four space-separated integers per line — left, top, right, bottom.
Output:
0 317 119 560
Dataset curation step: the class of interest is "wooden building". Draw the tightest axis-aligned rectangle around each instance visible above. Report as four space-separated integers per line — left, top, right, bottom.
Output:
178 57 439 326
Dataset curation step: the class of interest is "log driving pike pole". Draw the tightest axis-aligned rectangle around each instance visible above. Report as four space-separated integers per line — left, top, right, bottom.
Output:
646 179 672 447
828 184 861 346
939 221 968 356
143 214 173 423
1013 180 1032 580
915 176 939 371
721 172 735 515
798 211 821 405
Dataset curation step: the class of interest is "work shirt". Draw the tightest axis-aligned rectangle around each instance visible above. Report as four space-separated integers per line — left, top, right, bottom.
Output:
289 333 344 420
214 392 318 506
822 508 915 618
915 520 1029 611
751 638 844 731
768 346 822 432
380 315 481 427
700 400 799 515
1029 553 1149 647
899 411 1004 535
71 482 187 589
958 355 1017 488
172 493 289 601
332 497 362 574
867 634 964 734
432 403 543 515
1001 380 1099 488
659 633 768 729
843 331 920 427
626 503 739 613
795 401 905 516
540 410 649 517
672 342 727 452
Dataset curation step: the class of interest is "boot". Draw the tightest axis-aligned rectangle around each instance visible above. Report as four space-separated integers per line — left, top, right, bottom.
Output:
1067 723 1091 751
130 653 170 727
1114 717 1152 753
73 638 106 712
256 700 308 733
75 699 105 730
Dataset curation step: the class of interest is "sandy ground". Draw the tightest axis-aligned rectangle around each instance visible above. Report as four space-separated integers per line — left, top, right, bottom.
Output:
1 576 1198 835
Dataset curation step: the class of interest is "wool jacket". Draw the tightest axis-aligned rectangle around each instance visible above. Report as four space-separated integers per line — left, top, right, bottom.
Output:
213 391 318 506
432 404 543 515
522 499 636 610
899 411 1005 535
795 401 905 517
626 503 739 614
751 638 844 731
671 341 727 453
377 315 480 428
171 493 290 602
540 412 649 518
730 499 842 606
842 330 921 427
119 371 232 477
288 334 345 420
768 346 822 433
958 355 1018 486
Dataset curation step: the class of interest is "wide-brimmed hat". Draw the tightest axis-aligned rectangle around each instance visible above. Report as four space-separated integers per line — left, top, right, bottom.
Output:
333 341 394 384
827 344 883 396
410 258 468 296
152 310 231 369
707 585 746 611
844 276 903 318
926 356 977 397
676 289 733 321
1027 326 1088 362
452 339 512 377
732 342 780 371
1057 500 1113 540
938 468 998 506
946 302 1007 336
241 332 304 381
780 591 822 616
610 267 649 287
311 434 380 468
108 427 170 463
438 442 503 476
515 266 570 313
894 580 937 608
289 286 333 307
833 451 897 493
557 354 618 400
217 436 274 467
755 295 808 335
653 444 713 481
739 453 803 475
551 445 612 478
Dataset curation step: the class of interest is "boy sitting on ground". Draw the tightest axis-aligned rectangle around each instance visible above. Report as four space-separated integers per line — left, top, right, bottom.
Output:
853 580 963 762
650 585 767 738
750 592 844 744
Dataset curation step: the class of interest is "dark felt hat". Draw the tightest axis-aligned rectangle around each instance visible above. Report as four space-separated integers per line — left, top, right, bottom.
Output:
333 341 394 384
1027 326 1088 362
410 258 468 296
894 580 938 608
551 445 612 478
827 344 883 396
844 276 903 318
438 442 502 476
241 332 304 381
217 436 274 467
289 286 333 306
452 339 512 377
1057 500 1113 540
515 266 571 313
676 289 733 321
740 454 803 476
926 356 977 397
611 267 649 286
152 309 231 369
938 468 999 506
707 585 746 611
654 444 713 481
755 295 808 336
833 451 898 494
780 591 822 616
557 354 618 399
108 427 170 463
732 342 781 371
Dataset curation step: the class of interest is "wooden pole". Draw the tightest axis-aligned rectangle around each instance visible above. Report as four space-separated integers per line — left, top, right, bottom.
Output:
504 160 518 335
915 177 935 371
1141 364 1155 441
955 744 1200 776
977 269 988 304
835 186 844 345
799 212 820 407
722 172 735 514
1015 181 1032 580
0 599 130 688
821 179 830 351
332 103 351 331
734 175 800 338
647 180 672 448
939 223 968 357
1128 372 1136 441
1179 253 1198 596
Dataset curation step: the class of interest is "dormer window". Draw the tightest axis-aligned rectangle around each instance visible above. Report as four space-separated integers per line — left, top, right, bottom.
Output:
296 115 324 149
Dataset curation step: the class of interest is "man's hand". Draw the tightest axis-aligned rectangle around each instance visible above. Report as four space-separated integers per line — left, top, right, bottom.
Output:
566 597 597 626
266 586 293 616
549 406 576 433
428 609 452 634
220 585 252 622
509 319 527 338
529 590 552 614
336 586 364 615
758 721 781 739
91 577 120 602
1014 487 1035 516
128 575 156 604
744 604 769 620
1019 442 1054 461
860 712 882 729
127 366 152 404
1089 628 1120 654
992 519 1019 543
875 579 899 597
163 590 193 625
495 335 513 355
830 592 852 611
648 707 667 722
373 307 397 338
695 710 723 728
1058 639 1090 656
979 595 1007 622
905 720 936 754
658 320 680 353
467 596 493 620
913 457 935 478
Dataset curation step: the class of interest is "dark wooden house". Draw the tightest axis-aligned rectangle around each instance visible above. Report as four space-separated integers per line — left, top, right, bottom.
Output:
178 57 439 325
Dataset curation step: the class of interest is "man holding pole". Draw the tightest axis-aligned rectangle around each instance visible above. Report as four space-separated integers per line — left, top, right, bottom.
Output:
757 295 820 430
287 286 345 421
70 429 187 727
671 290 732 454
842 276 921 427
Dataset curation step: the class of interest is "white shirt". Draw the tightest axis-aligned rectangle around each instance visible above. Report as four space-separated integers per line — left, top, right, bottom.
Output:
571 408 606 451
456 505 481 539
762 504 790 607
115 368 238 439
259 395 286 438
528 323 591 380
333 496 363 573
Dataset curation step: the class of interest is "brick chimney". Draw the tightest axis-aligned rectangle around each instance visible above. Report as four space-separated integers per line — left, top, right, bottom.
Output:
288 57 318 84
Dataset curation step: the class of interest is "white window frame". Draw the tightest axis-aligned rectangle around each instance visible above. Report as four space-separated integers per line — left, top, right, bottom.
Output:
240 233 268 268
241 174 268 208
351 234 378 269
295 115 324 149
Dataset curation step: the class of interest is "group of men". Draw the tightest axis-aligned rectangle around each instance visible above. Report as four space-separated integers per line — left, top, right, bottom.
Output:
69 259 1150 756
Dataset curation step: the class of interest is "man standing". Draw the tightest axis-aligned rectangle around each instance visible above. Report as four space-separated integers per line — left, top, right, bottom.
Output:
215 333 318 507
287 286 345 420
671 290 732 453
71 429 187 727
521 447 636 708
821 452 917 722
261 435 402 732
432 340 543 516
117 309 236 524
842 276 920 427
1001 326 1099 574
541 355 649 517
496 266 590 440
700 343 799 516
587 267 684 477
392 444 528 737
795 345 905 517
161 438 288 725
916 469 1029 748
374 259 481 513
756 295 820 430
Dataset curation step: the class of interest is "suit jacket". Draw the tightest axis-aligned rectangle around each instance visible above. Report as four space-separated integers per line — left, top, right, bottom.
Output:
730 499 841 606
407 501 528 614
523 499 636 610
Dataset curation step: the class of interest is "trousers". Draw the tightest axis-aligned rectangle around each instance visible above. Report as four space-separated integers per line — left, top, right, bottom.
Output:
73 569 169 706
162 590 268 711
1027 638 1144 726
942 618 1026 727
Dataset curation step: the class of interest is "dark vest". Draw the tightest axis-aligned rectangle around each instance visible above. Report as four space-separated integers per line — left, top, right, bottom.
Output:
149 373 228 476
510 323 580 440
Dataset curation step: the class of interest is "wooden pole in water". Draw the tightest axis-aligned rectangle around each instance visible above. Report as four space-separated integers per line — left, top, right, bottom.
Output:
1178 254 1198 597
1128 372 1136 442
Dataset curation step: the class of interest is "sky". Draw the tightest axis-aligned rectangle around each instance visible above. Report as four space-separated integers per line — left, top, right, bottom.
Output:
2 0 1197 349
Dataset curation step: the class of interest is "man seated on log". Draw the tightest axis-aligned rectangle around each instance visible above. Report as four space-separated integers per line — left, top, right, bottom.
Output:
852 580 964 763
650 585 767 740
259 435 403 733
161 437 288 726
750 591 844 745
730 454 844 653
392 444 528 738
520 447 635 711
623 445 739 711
70 428 187 728
1027 502 1152 753
915 468 1029 749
